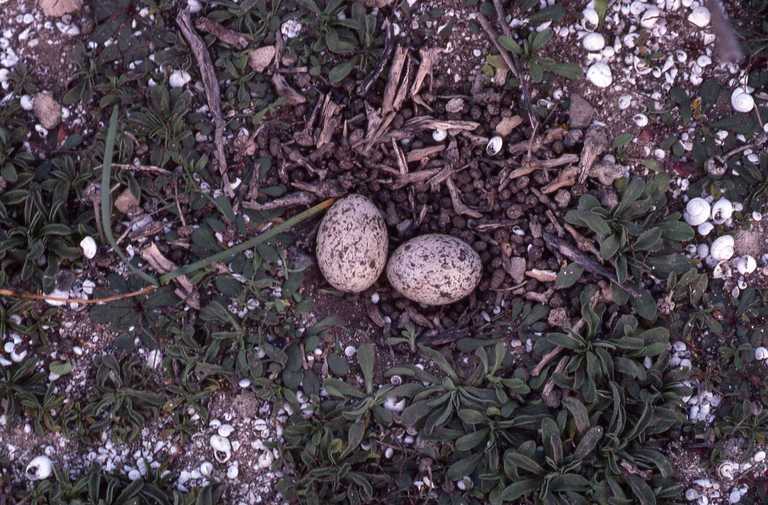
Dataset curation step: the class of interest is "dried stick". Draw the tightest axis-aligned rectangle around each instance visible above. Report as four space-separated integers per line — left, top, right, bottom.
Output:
177 9 227 176
0 286 158 305
542 232 642 298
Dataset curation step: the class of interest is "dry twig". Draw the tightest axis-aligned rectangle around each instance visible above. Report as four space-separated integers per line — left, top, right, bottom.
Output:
177 9 227 178
194 17 251 48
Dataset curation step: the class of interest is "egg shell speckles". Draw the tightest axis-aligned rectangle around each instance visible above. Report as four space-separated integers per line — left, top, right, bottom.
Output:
387 234 482 306
316 194 388 293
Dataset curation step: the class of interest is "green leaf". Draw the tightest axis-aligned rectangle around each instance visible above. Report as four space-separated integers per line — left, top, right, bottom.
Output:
541 417 562 465
458 409 486 424
455 429 489 452
418 345 458 380
549 473 590 493
634 227 662 251
625 474 657 505
49 361 73 377
325 29 356 54
555 263 584 288
446 453 483 480
574 426 603 460
324 378 365 398
327 353 350 376
531 29 553 51
657 220 694 241
498 36 523 55
358 343 375 394
541 60 584 80
328 61 354 84
613 132 634 149
700 79 722 110
594 0 608 25
547 332 584 351
600 233 621 260
562 396 590 434
401 400 432 426
500 479 539 501
615 357 647 380
631 290 656 322
504 451 545 475
342 420 366 458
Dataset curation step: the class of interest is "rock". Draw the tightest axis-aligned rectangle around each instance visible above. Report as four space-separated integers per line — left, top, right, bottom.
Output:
568 94 594 129
687 6 711 28
115 188 140 214
586 62 612 88
506 257 526 284
495 115 523 137
248 46 276 72
33 92 61 130
445 97 465 113
39 0 82 17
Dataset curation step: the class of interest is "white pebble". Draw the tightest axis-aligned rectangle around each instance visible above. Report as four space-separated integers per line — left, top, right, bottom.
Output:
169 70 191 88
688 6 711 27
586 62 612 88
582 32 605 52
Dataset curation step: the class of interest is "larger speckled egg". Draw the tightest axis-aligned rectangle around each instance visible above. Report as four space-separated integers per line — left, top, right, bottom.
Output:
316 194 388 293
387 234 482 306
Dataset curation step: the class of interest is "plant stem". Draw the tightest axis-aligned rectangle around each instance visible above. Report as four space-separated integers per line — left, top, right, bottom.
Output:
159 198 336 284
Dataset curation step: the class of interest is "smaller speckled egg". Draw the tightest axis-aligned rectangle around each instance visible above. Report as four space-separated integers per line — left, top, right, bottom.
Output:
316 194 388 293
387 234 482 306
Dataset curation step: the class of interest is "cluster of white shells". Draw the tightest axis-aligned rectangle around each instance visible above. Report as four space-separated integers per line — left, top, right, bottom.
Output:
685 450 765 504
683 196 760 289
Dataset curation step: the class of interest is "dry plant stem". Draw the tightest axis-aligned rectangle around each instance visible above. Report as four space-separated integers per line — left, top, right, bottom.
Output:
177 9 227 176
194 16 251 48
382 46 408 115
542 232 642 298
0 286 157 305
173 181 187 228
532 294 594 376
476 13 521 83
358 20 394 96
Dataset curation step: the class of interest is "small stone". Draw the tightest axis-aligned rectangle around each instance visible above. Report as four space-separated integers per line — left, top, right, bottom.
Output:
568 94 594 129
79 236 97 259
688 6 711 27
39 0 82 17
33 92 62 130
169 70 191 88
507 257 526 284
582 32 605 52
248 46 276 72
586 62 612 88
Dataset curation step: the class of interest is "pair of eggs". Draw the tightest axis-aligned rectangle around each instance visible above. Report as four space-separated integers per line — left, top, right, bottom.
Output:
316 195 482 305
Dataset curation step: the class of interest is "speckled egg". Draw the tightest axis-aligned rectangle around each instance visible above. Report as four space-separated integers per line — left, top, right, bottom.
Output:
387 234 482 306
316 194 388 293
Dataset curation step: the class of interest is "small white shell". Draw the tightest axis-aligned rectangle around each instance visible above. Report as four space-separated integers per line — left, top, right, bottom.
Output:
688 6 711 27
711 197 734 224
632 113 649 127
200 462 213 477
710 235 735 262
754 451 766 462
169 70 191 88
718 460 738 480
227 463 239 479
683 197 711 226
586 62 612 88
218 424 235 437
280 19 302 39
754 347 768 361
486 136 503 156
258 450 275 469
210 434 232 462
618 95 632 110
80 236 97 259
736 255 757 275
26 456 53 481
582 32 605 52
731 88 755 113
581 8 599 29
432 129 448 142
640 7 661 28
697 222 714 237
